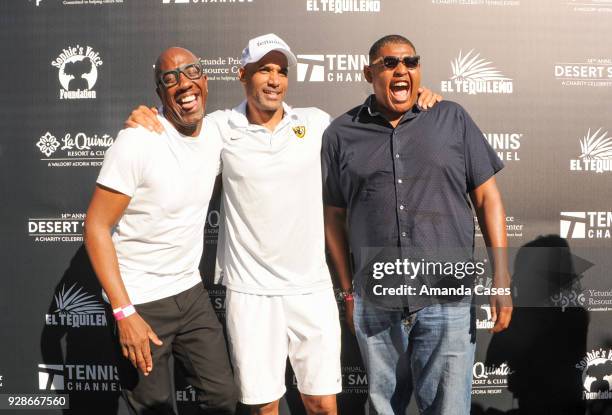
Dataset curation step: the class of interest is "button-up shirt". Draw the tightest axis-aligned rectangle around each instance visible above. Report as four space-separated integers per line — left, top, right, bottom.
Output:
322 96 503 300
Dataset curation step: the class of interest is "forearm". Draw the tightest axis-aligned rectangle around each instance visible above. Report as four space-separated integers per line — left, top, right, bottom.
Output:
83 222 132 309
474 196 508 278
324 207 353 292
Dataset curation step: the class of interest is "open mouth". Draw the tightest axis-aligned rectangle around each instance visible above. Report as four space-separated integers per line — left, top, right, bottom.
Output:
390 80 411 102
177 94 199 112
263 88 281 100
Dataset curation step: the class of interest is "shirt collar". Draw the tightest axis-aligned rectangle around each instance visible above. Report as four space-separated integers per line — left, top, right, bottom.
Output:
229 100 300 130
357 94 420 124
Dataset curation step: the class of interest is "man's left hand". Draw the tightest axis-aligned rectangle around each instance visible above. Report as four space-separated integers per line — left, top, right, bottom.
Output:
489 277 513 333
417 87 443 110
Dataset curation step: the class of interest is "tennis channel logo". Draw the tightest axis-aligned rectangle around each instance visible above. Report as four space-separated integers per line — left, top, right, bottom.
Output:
560 212 612 239
38 364 119 392
441 49 513 95
297 54 369 82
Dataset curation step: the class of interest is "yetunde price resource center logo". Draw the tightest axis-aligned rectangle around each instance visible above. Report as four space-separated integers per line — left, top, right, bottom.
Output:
36 131 113 168
28 213 85 243
441 49 513 95
51 45 103 100
569 128 612 173
45 283 108 328
577 349 612 400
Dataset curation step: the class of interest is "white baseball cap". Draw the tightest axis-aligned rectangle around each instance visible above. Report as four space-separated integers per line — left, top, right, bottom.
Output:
240 33 297 67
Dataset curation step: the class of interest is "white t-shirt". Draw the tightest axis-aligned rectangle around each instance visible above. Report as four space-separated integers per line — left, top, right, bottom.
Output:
97 115 223 304
210 101 334 295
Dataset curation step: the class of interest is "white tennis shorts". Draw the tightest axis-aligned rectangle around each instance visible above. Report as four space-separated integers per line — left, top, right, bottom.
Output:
225 288 342 405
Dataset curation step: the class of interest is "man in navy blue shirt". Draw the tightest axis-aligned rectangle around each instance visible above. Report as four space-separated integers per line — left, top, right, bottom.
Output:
322 35 512 414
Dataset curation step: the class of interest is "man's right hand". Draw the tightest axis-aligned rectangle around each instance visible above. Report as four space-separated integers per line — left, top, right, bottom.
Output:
124 105 164 133
117 313 163 376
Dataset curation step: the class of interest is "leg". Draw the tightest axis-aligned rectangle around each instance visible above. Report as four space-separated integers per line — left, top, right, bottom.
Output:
249 400 280 415
409 302 476 415
284 289 342 415
301 394 337 415
225 290 288 407
353 294 412 415
113 298 179 414
171 284 237 414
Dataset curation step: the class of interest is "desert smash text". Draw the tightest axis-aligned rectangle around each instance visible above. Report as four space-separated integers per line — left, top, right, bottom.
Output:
372 259 486 280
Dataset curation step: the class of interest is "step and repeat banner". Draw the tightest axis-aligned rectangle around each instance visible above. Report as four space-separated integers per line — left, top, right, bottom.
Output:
1 0 612 414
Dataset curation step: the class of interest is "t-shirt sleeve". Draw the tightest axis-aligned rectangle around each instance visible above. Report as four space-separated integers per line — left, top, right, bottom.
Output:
462 108 504 192
321 128 347 208
96 128 148 197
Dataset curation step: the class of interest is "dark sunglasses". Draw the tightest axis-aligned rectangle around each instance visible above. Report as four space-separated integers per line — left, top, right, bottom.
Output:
157 60 204 87
371 55 420 70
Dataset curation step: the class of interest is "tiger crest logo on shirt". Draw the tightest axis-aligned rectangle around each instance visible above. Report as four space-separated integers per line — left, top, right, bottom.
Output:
292 125 306 139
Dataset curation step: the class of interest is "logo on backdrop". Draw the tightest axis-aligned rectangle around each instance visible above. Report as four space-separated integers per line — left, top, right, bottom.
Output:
0 374 3 388
560 212 612 239
576 349 612 400
476 304 494 330
566 0 612 13
306 0 380 13
200 56 241 82
431 0 519 5
472 361 512 396
51 45 103 100
476 216 523 239
569 128 612 173
162 0 254 4
441 49 513 95
62 0 124 5
36 131 113 168
45 283 107 328
176 385 197 402
554 59 612 87
483 132 522 162
297 54 368 82
205 209 220 245
28 213 85 243
38 364 119 392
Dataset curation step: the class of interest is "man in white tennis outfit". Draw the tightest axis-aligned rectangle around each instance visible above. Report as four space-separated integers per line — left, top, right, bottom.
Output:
127 34 342 415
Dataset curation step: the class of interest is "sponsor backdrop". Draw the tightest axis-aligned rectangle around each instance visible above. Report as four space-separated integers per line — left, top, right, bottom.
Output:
1 0 611 414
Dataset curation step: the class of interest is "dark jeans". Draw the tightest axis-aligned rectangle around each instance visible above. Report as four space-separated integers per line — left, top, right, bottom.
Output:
112 283 237 415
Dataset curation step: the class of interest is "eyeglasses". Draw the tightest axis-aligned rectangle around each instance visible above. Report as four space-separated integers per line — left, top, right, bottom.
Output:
371 55 420 70
157 60 204 87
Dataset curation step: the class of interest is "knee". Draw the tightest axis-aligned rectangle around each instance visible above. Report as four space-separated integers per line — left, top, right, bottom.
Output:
302 395 336 415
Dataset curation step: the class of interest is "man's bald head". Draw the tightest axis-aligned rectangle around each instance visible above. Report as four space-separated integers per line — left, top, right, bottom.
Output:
154 47 198 85
154 46 208 137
